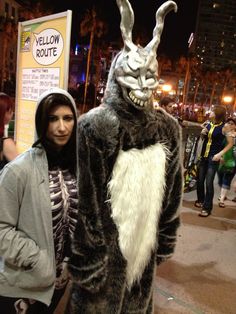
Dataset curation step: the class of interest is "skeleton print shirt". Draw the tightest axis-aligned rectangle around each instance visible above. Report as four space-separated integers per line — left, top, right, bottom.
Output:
49 168 78 289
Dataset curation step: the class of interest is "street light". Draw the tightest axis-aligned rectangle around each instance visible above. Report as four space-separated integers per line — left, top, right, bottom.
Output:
162 84 172 93
222 95 233 104
222 95 234 116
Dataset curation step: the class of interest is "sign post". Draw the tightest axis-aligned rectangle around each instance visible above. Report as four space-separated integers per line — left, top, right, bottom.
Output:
15 11 72 153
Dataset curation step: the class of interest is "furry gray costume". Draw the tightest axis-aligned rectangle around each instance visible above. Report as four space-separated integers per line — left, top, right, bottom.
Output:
68 1 182 313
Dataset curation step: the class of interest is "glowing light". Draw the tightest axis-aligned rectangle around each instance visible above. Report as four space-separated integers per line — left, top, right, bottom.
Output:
162 84 172 92
223 95 233 103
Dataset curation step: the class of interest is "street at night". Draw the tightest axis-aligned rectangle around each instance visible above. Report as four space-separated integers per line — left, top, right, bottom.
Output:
0 1 236 313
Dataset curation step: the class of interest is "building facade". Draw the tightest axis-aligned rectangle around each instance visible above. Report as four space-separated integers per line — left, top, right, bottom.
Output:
193 0 236 72
0 0 21 93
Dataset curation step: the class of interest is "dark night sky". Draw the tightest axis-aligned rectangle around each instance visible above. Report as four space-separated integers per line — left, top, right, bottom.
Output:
50 0 199 59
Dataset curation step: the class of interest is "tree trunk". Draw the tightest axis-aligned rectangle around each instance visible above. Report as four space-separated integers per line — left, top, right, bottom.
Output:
193 82 199 105
82 11 96 113
183 59 190 106
209 82 216 108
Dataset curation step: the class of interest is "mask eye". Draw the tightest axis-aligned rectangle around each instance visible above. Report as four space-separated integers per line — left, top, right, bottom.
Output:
125 76 138 85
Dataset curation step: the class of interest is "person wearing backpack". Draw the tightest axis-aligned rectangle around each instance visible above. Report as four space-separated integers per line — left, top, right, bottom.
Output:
0 93 18 170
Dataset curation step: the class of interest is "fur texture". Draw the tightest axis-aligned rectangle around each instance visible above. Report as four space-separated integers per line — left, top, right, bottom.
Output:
68 1 181 312
67 101 182 314
108 144 167 288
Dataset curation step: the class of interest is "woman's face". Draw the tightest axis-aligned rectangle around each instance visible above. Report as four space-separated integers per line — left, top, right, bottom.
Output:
226 120 236 131
46 105 75 149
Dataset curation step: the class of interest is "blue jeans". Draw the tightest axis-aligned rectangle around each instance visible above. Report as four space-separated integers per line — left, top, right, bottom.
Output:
218 167 236 189
197 157 219 213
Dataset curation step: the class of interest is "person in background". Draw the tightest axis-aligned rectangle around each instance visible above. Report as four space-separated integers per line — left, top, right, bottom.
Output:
0 88 78 313
0 93 18 170
217 117 236 207
159 96 175 115
159 96 186 127
195 106 233 217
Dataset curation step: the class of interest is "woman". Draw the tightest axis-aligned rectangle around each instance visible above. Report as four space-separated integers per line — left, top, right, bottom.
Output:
217 117 236 207
0 93 18 169
195 106 233 217
0 88 78 313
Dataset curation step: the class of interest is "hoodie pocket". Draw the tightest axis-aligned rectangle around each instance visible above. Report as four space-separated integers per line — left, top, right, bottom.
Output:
0 265 20 286
16 249 55 289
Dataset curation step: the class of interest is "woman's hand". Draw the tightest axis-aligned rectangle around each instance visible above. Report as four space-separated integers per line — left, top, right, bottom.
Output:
212 153 222 161
201 127 208 136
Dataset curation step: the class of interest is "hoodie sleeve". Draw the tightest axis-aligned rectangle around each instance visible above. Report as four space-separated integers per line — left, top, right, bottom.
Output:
68 120 109 293
156 122 182 265
0 165 41 269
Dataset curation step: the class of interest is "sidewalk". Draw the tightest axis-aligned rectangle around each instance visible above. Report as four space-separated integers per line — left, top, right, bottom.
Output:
154 181 236 314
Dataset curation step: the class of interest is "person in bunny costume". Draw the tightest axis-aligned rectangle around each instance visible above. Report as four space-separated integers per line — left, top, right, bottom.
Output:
67 1 182 313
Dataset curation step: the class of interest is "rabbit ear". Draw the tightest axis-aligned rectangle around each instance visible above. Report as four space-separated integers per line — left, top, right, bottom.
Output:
116 0 136 51
145 1 177 53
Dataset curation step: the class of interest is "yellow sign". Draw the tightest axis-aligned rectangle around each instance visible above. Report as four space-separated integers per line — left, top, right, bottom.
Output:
15 11 72 153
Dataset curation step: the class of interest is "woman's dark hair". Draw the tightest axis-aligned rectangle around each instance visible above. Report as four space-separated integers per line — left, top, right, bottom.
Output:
213 106 226 123
0 93 14 137
33 93 77 174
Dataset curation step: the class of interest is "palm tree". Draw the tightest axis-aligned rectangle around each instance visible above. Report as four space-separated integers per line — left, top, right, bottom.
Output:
208 71 220 108
80 8 107 112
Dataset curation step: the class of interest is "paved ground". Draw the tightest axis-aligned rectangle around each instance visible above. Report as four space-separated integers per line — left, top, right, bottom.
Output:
154 180 236 314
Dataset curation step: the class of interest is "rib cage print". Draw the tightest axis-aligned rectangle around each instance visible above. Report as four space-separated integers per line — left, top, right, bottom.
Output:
49 169 78 288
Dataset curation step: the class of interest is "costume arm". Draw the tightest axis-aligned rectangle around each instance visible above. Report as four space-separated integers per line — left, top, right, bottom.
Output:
68 123 108 293
156 131 182 265
0 166 41 269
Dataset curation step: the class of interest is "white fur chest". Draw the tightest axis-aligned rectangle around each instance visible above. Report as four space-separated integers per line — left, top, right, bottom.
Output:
107 142 167 288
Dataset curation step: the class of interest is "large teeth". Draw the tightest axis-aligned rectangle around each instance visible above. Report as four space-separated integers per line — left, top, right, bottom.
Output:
129 90 148 107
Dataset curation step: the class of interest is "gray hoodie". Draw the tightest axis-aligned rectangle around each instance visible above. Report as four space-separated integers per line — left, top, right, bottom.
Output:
0 88 77 306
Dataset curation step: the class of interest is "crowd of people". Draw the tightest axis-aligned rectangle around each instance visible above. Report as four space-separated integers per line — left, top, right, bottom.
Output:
0 85 235 312
159 97 236 217
194 106 235 217
0 0 234 310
